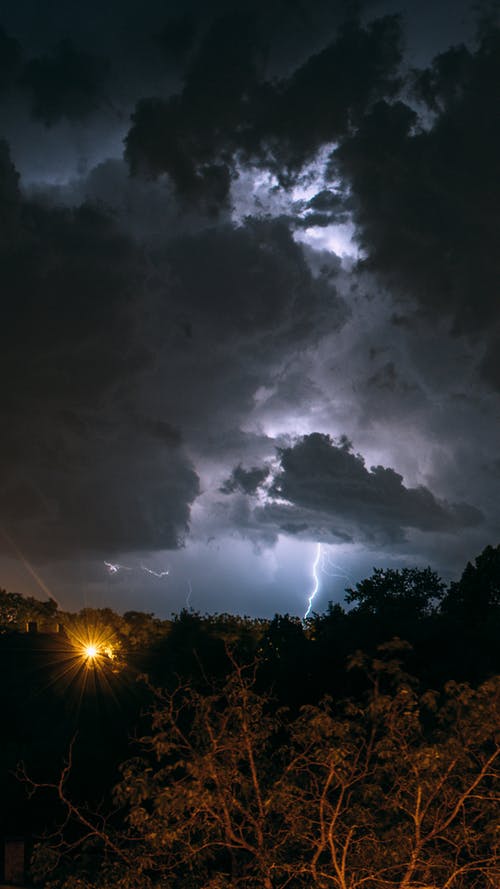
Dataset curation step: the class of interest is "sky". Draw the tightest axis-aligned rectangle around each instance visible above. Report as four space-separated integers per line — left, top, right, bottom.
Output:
1 0 499 618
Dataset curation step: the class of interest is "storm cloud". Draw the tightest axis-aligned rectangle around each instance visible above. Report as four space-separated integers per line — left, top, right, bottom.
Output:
125 13 403 205
262 433 483 544
0 0 497 614
335 29 500 346
0 141 200 559
0 143 344 562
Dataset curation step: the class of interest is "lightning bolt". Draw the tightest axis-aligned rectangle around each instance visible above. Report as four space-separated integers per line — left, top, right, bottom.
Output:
304 542 322 619
140 564 169 578
104 561 132 574
186 579 193 609
105 561 169 578
303 545 353 618
319 551 353 586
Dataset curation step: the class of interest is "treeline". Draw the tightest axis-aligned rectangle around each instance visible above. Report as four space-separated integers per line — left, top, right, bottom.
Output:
1 544 500 887
2 543 500 696
30 649 500 889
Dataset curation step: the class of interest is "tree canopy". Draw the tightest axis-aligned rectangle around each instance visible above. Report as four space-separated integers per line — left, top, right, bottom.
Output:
30 645 500 889
2 542 500 887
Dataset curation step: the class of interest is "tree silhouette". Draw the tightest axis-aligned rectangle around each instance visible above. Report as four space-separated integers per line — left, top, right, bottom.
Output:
345 567 445 619
442 544 500 620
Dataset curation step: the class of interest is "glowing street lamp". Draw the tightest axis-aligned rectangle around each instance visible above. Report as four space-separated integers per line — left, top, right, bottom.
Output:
46 621 123 696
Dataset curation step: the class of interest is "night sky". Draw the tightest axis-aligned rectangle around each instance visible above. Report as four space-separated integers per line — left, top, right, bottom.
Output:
1 0 499 618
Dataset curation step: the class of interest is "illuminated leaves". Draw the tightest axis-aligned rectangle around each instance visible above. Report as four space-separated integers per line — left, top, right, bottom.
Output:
107 653 500 889
30 648 500 889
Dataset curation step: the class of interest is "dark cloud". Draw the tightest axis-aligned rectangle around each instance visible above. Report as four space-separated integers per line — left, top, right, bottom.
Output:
1 205 145 400
261 433 483 543
125 14 402 205
220 464 270 495
50 158 211 244
140 418 183 447
0 142 347 563
19 39 110 125
125 9 263 207
0 138 20 229
480 343 500 390
0 27 22 91
0 422 199 559
127 217 346 472
156 14 198 67
295 189 351 230
163 217 343 343
0 143 199 560
278 521 309 535
333 25 500 378
257 14 402 178
366 361 415 394
0 0 497 611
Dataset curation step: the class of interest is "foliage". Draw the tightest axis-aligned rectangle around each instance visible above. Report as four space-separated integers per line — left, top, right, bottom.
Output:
3 542 500 876
30 645 500 889
345 566 446 618
282 644 500 888
0 587 58 631
442 543 500 620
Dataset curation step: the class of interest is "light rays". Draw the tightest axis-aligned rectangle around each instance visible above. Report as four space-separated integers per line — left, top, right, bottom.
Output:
34 619 124 714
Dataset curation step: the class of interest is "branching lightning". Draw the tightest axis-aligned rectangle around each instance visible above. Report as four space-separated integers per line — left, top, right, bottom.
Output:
104 561 169 578
304 542 322 619
104 561 132 574
140 563 169 578
303 544 353 619
319 551 354 586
